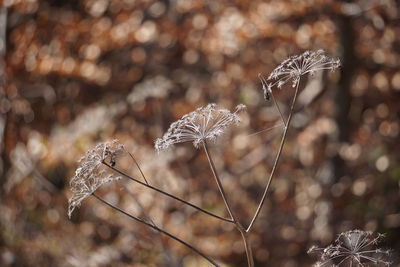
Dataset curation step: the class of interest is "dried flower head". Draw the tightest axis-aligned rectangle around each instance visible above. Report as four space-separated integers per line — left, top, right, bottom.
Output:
308 229 391 267
68 140 124 218
155 103 246 151
267 49 341 89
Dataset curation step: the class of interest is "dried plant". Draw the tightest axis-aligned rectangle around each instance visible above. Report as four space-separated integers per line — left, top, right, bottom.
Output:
68 140 123 218
155 103 246 151
68 50 344 267
68 139 223 266
247 51 340 236
156 103 253 266
308 229 392 267
267 49 340 91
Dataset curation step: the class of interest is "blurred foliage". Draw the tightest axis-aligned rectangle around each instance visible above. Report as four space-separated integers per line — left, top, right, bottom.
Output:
0 0 399 266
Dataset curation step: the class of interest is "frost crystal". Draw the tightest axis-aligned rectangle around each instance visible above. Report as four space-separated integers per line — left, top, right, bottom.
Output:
68 140 124 218
155 103 246 151
267 49 340 89
308 229 391 267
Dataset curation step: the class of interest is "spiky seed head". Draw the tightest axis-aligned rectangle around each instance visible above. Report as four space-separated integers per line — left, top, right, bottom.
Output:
68 140 124 218
155 103 246 151
308 229 392 267
267 49 341 90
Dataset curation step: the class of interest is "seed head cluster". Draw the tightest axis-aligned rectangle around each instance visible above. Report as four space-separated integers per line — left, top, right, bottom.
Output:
308 229 391 267
155 103 246 151
267 49 341 90
68 140 124 218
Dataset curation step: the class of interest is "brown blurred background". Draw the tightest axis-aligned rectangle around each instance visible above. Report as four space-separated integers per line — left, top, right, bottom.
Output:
0 0 399 266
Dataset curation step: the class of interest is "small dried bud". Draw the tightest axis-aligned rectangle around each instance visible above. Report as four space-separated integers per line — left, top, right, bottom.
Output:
258 73 272 102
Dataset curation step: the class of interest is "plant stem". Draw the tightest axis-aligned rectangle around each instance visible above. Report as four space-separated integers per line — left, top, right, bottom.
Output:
246 82 300 233
124 149 149 184
102 161 233 223
240 230 254 267
202 141 237 222
259 73 286 126
203 141 254 267
270 88 286 126
92 193 220 267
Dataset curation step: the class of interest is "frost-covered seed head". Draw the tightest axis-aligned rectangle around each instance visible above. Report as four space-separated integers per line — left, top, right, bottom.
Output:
155 103 246 151
68 140 124 218
308 229 391 267
267 49 341 90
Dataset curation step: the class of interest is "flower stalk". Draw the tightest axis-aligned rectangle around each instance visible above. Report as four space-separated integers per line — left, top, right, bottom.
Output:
92 193 220 267
203 141 254 267
247 50 340 232
102 161 233 223
246 80 300 233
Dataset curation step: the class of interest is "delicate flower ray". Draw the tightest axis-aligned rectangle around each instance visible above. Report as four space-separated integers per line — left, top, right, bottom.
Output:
155 103 246 151
308 229 391 267
68 140 124 218
267 49 341 89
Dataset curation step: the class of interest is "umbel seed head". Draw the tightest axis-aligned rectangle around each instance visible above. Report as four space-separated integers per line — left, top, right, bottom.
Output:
308 229 391 267
155 103 246 151
68 140 124 218
267 49 341 90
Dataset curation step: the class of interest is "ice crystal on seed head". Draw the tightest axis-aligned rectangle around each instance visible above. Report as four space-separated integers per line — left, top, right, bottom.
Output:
155 103 246 151
267 49 340 89
308 229 391 267
68 140 124 218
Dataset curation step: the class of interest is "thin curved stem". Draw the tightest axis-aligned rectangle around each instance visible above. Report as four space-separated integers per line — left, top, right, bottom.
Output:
92 193 220 267
124 149 149 184
259 73 286 126
202 141 237 222
246 81 301 233
102 161 233 223
202 141 254 267
270 90 286 127
246 122 284 138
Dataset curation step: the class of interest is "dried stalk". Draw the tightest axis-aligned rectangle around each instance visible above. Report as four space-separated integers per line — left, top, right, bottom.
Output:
246 81 301 232
102 161 233 223
92 193 220 267
203 141 254 267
